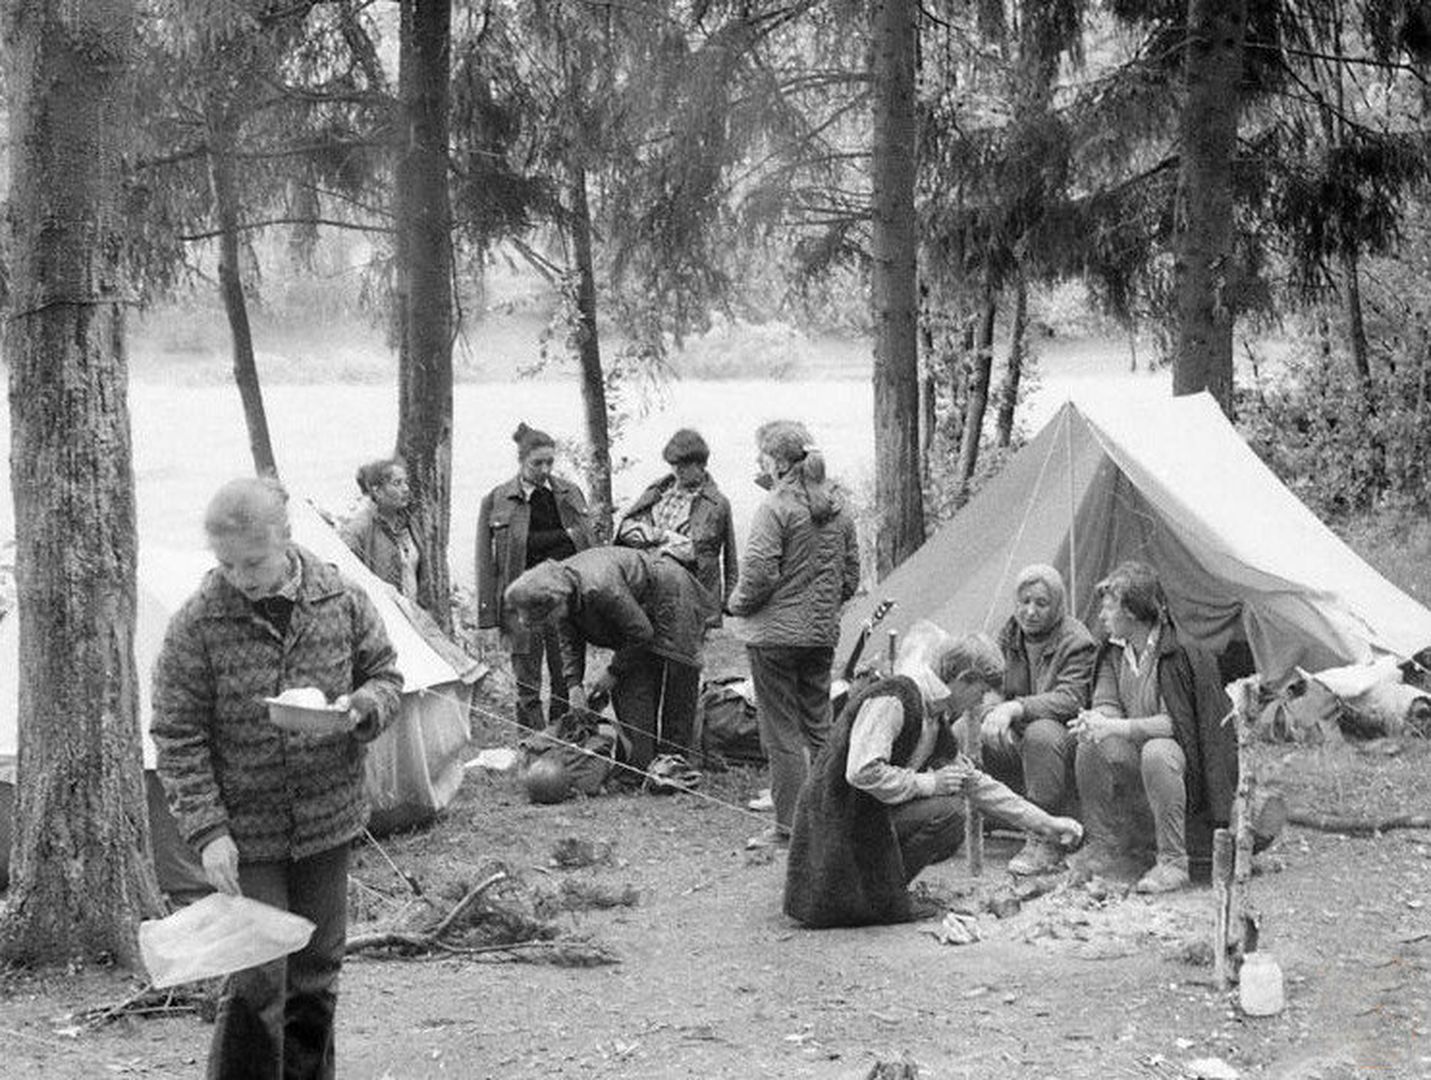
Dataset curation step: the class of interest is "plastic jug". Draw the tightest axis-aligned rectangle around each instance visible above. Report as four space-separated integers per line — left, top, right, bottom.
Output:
1239 951 1286 1016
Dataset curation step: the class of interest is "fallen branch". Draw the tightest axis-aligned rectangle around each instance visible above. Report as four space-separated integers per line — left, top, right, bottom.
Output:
346 870 507 955
1288 811 1431 836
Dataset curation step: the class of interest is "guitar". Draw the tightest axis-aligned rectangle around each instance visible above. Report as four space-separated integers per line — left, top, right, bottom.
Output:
831 599 896 714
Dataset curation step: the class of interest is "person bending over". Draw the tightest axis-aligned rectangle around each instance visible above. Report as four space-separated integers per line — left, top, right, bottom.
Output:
784 628 1082 928
504 545 707 773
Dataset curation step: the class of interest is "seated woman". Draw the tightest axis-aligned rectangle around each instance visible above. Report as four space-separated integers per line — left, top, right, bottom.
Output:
1071 561 1238 894
503 545 707 773
960 564 1096 876
614 428 736 628
784 625 1083 928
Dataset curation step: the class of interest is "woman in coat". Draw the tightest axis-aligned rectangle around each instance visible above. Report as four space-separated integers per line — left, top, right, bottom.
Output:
476 423 594 730
340 456 427 606
503 545 707 772
726 419 860 849
1070 560 1238 894
615 427 737 626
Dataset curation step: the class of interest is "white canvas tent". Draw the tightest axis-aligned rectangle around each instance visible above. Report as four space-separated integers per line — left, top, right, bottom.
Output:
1 500 480 894
840 392 1431 685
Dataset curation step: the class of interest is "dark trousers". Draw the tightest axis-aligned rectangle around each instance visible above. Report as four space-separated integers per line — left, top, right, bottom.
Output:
746 645 834 831
209 844 350 1080
511 621 568 731
890 795 966 882
610 650 702 770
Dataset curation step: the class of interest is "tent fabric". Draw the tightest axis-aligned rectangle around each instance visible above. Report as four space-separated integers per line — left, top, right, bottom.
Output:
840 393 1431 688
1 500 480 893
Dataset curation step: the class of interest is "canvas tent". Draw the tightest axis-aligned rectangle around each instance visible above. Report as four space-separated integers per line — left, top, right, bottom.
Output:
840 392 1431 686
0 499 481 894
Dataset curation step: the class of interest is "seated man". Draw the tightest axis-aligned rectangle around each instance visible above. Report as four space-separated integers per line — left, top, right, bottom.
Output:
959 564 1096 875
1071 561 1238 894
783 627 1083 928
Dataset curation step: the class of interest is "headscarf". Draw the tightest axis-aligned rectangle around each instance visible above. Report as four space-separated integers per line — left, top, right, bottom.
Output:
1013 563 1067 623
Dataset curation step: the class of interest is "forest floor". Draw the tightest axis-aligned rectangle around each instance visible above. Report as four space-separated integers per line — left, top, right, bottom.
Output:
3 642 1429 1080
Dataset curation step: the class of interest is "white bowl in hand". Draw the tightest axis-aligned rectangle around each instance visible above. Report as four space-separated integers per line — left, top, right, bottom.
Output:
264 687 350 735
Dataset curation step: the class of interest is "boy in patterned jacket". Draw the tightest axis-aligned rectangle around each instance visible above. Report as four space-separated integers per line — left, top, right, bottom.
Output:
152 477 402 1080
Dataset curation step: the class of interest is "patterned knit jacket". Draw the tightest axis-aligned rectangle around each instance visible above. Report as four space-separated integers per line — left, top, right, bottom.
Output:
151 545 404 862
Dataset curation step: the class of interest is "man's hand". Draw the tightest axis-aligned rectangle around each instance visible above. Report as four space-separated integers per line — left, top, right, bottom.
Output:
928 755 976 796
982 700 1023 750
568 686 588 713
1071 710 1128 745
201 835 241 896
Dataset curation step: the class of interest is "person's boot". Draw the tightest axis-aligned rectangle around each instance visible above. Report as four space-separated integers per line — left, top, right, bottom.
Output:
1008 836 1064 875
1135 855 1190 894
745 824 790 850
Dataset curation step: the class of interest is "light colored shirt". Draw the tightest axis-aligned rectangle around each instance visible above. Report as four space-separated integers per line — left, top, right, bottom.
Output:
845 696 938 804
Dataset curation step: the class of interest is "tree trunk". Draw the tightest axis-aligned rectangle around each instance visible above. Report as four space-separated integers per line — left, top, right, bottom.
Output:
1171 0 1247 416
568 166 614 542
395 0 454 628
1 0 162 967
870 0 923 578
207 113 277 477
956 291 998 489
995 274 1028 448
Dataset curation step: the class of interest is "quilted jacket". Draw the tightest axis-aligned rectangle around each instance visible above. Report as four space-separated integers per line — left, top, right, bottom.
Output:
726 479 860 648
151 546 403 862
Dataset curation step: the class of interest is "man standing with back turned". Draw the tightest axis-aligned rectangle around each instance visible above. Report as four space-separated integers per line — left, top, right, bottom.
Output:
152 477 402 1079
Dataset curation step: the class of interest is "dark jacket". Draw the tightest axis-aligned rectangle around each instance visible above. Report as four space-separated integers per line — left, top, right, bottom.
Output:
726 479 860 648
997 613 1097 730
476 474 592 638
151 546 404 863
785 676 958 928
508 546 707 687
619 473 738 626
1091 621 1238 825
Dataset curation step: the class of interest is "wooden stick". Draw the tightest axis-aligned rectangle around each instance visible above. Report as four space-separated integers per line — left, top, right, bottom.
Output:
1232 702 1254 958
347 870 508 955
1287 811 1431 835
1211 827 1234 990
964 704 984 877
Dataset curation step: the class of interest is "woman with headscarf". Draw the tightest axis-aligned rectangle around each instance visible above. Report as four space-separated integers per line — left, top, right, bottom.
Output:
615 428 737 627
727 419 861 850
959 563 1096 876
477 423 594 730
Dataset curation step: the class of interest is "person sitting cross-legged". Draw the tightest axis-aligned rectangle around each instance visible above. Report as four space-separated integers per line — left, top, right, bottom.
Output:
1070 560 1238 894
783 625 1083 928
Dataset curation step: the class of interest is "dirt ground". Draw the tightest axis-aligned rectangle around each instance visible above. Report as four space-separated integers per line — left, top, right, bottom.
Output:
3 685 1429 1080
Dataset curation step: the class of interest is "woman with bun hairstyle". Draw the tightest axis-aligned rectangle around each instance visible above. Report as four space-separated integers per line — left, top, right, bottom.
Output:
726 420 860 849
477 423 594 729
